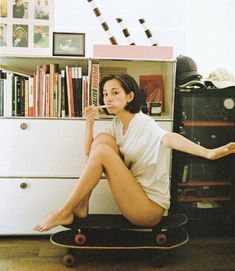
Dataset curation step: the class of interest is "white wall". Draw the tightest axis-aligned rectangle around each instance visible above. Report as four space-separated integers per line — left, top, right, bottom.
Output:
54 0 235 77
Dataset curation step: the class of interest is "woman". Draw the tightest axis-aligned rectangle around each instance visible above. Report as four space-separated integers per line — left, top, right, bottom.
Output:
34 74 235 232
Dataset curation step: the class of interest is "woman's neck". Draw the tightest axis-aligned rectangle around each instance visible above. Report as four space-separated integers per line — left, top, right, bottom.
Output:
116 110 136 134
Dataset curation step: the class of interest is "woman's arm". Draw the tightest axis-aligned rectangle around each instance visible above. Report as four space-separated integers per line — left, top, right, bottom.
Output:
161 132 235 160
84 106 97 156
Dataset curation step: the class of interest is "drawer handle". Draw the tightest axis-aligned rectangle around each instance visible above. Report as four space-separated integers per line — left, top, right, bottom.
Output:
20 182 28 189
20 123 27 130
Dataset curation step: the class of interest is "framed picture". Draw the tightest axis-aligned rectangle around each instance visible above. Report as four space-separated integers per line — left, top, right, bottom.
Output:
53 32 85 57
0 0 54 56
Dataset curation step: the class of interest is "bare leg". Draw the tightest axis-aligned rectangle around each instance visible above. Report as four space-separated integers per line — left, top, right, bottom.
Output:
34 133 164 232
34 134 118 232
71 134 120 219
72 192 91 218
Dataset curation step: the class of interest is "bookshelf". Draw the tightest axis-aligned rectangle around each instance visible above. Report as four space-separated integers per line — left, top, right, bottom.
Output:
171 87 235 234
0 56 175 234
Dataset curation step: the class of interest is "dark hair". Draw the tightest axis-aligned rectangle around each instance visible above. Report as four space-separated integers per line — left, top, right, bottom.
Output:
99 73 141 114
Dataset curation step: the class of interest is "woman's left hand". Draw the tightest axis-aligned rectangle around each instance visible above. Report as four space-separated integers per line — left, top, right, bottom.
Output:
206 142 235 160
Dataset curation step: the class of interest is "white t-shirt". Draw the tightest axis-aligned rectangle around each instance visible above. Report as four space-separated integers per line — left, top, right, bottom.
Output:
104 111 170 210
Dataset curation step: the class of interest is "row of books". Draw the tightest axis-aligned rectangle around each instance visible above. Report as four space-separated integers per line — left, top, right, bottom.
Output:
0 64 90 118
0 62 165 118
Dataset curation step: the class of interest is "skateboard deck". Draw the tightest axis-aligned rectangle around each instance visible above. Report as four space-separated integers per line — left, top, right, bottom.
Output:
64 213 188 231
51 226 188 250
51 213 189 267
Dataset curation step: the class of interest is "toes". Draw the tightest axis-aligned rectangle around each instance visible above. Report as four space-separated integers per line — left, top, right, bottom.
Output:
33 225 40 231
34 224 46 232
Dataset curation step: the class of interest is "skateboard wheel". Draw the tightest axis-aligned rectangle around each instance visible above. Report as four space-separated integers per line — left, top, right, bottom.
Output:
75 233 87 245
63 254 76 267
155 233 167 245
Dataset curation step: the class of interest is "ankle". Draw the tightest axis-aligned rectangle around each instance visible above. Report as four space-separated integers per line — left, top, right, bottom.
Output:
58 208 72 217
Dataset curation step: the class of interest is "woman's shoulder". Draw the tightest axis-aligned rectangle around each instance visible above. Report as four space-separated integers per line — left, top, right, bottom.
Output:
135 111 155 125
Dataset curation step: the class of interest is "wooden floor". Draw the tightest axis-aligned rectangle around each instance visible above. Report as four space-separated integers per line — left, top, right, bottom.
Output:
1 234 235 271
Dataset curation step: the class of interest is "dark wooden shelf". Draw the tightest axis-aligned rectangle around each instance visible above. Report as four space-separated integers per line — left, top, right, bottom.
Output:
178 181 232 187
182 121 235 127
178 195 231 202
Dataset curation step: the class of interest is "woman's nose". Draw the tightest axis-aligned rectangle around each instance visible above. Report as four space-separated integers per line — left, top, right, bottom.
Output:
106 96 113 102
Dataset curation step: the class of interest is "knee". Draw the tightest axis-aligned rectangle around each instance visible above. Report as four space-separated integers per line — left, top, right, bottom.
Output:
91 133 119 154
90 144 115 160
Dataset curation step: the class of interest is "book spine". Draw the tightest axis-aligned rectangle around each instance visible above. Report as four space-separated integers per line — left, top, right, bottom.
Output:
57 73 61 117
77 67 83 117
45 74 50 117
0 79 3 116
90 63 99 106
72 67 78 117
60 69 66 118
65 66 71 117
66 66 75 117
35 65 40 117
19 77 25 116
24 78 29 117
49 64 54 117
53 73 58 117
7 73 13 117
28 77 34 117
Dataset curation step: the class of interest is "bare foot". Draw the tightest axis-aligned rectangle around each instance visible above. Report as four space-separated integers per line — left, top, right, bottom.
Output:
34 210 74 232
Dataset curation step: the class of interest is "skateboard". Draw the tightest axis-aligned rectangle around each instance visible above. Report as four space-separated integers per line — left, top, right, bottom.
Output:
50 213 189 268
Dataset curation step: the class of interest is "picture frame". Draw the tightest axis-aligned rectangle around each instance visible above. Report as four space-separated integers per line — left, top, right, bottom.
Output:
53 32 85 57
0 0 54 56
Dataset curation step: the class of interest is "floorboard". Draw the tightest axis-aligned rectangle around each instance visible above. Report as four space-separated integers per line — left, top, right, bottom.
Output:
1 235 235 270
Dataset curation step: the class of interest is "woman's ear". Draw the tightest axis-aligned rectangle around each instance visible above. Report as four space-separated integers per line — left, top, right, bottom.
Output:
127 91 134 103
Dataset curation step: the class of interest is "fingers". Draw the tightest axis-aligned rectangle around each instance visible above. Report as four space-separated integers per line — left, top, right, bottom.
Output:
84 105 96 120
226 142 235 154
84 105 106 120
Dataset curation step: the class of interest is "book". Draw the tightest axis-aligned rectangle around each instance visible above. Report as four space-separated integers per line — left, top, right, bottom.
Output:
34 65 40 117
60 69 66 117
139 75 164 114
45 74 50 117
90 63 100 106
0 71 11 117
77 67 83 117
24 78 29 117
65 65 75 117
53 73 59 117
49 64 59 117
82 75 89 115
0 75 4 116
28 77 34 117
72 67 78 117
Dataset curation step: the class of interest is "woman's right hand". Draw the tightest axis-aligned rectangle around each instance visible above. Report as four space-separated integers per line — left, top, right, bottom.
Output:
84 105 98 123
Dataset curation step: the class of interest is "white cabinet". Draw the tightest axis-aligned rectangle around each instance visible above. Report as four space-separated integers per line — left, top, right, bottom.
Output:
0 118 122 235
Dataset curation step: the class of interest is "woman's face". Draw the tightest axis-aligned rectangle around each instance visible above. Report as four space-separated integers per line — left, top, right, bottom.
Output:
102 79 133 114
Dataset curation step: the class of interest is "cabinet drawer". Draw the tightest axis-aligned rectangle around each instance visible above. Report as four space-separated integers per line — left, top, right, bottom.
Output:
0 178 77 234
0 178 121 235
0 119 87 177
